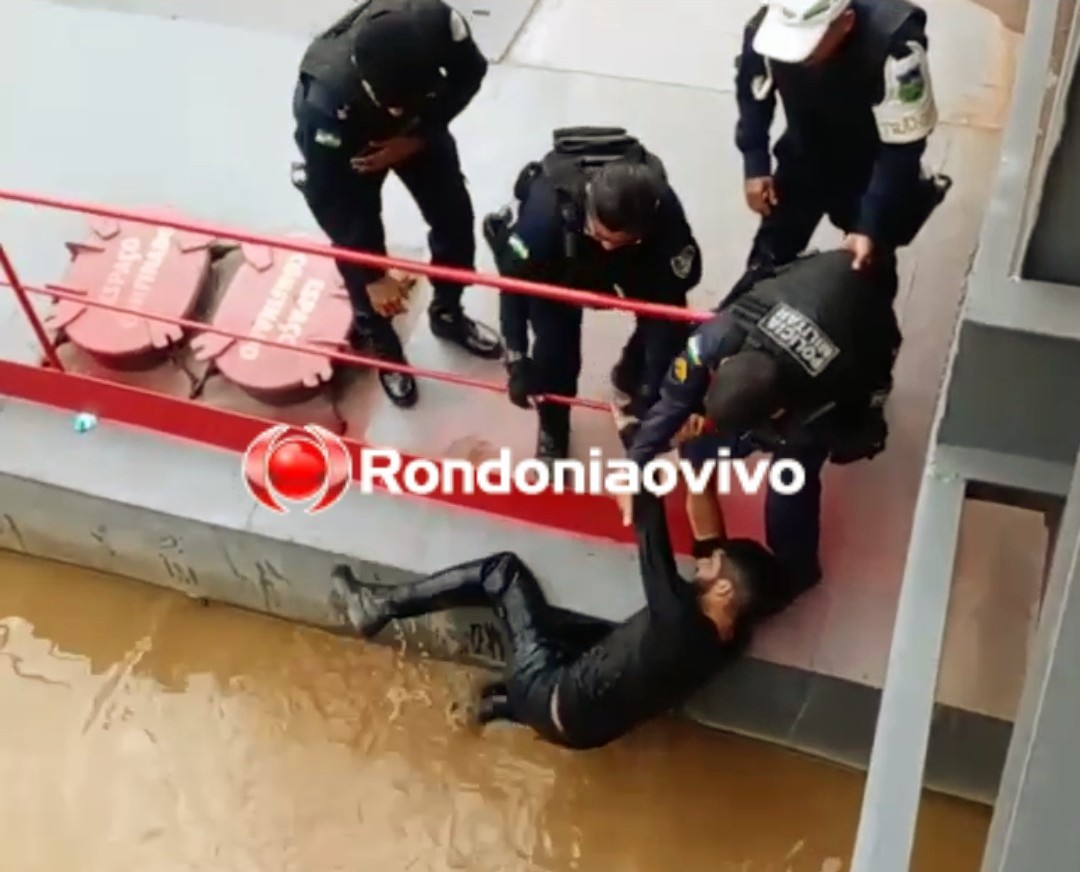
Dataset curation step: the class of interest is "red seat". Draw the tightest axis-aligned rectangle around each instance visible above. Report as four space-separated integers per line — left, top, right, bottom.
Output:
46 215 213 369
191 241 352 404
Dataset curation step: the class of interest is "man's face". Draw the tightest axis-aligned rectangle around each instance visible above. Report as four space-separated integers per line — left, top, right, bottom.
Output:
584 214 641 251
803 10 856 67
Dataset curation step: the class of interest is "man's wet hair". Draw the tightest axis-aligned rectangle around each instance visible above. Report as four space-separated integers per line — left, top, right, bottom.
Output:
587 161 666 237
704 349 784 437
710 539 790 626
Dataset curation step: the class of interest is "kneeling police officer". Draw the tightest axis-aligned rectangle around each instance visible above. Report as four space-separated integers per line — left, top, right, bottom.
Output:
483 127 702 461
293 0 502 408
732 0 949 301
622 249 901 592
331 491 797 749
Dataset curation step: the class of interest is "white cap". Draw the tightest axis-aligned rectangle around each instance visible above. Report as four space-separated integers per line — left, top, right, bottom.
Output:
752 0 853 64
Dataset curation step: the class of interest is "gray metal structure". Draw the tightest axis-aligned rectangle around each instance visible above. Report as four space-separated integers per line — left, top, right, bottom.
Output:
850 1 1080 869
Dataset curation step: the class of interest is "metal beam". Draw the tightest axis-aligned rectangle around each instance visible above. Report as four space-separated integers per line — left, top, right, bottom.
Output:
980 450 1080 872
848 463 965 872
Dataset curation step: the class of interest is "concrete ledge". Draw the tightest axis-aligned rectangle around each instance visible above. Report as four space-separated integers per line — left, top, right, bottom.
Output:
0 396 1009 804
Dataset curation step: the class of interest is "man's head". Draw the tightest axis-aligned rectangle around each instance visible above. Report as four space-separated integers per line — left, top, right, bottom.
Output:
753 0 856 66
693 541 778 640
704 349 785 438
352 9 441 115
584 161 666 250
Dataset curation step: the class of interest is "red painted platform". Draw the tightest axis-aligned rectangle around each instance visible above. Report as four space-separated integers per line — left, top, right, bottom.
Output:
190 242 353 404
45 215 213 369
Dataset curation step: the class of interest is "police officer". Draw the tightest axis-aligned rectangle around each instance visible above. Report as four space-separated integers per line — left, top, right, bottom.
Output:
733 0 948 302
482 127 702 461
331 491 796 749
293 0 502 409
621 249 901 592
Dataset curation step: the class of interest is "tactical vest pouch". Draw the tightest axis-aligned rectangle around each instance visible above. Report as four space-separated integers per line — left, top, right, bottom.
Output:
887 171 952 247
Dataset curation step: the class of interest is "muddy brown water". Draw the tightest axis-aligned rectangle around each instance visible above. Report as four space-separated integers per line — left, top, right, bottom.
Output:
0 551 989 871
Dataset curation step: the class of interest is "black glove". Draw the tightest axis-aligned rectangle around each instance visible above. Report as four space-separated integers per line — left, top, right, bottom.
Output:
507 357 533 409
828 407 888 465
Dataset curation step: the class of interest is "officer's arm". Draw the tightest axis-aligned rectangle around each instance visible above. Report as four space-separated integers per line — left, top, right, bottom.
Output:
492 183 563 354
734 8 777 180
296 97 387 284
627 316 742 467
417 2 488 132
855 21 937 240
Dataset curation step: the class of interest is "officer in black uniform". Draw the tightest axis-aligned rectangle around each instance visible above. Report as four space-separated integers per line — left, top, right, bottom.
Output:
483 128 702 462
622 249 901 592
732 0 949 303
293 0 502 408
331 491 798 749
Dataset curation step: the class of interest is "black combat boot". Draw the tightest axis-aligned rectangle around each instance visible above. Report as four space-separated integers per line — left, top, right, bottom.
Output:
350 321 418 408
429 303 503 360
536 402 571 463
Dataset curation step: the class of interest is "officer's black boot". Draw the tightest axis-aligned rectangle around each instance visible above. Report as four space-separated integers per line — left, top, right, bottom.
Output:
331 557 500 639
536 402 571 463
429 301 504 360
350 319 418 408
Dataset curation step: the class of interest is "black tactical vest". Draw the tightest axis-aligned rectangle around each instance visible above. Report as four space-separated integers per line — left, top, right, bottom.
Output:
728 250 899 409
761 0 922 163
298 0 447 142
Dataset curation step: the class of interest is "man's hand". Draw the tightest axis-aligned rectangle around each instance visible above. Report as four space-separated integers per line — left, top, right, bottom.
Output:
351 136 425 174
745 177 778 216
613 490 632 527
843 233 874 270
366 275 411 318
673 414 708 446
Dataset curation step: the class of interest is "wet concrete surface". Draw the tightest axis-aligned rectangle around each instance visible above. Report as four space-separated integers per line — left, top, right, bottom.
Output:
0 549 990 871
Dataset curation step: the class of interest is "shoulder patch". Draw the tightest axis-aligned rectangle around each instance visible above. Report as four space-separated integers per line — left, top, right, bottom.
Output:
874 41 937 145
670 244 697 280
449 9 470 42
314 129 342 148
757 302 839 377
672 356 688 383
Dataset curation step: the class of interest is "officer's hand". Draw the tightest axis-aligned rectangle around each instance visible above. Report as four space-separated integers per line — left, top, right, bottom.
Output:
351 136 425 174
843 233 874 270
366 275 410 318
506 357 533 409
745 177 778 216
673 414 708 446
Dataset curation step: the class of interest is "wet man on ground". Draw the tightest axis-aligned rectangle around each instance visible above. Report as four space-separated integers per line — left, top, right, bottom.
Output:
617 249 901 596
331 490 798 750
292 0 502 408
731 0 950 303
482 127 702 462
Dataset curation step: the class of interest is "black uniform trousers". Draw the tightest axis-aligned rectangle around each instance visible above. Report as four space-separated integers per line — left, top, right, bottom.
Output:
364 552 609 743
743 143 899 304
297 127 477 335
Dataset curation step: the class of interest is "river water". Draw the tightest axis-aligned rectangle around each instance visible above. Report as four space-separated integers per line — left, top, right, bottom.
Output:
0 550 989 871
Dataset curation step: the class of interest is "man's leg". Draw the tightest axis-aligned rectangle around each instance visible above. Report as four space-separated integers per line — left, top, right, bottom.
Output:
297 159 420 407
725 153 826 307
395 130 502 359
763 443 830 604
530 297 583 462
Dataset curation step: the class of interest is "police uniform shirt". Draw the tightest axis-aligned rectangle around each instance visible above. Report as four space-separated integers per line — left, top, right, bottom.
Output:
501 175 703 303
295 0 488 160
734 1 937 242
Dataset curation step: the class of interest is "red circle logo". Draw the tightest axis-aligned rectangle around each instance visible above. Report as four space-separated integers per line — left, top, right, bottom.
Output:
242 424 353 513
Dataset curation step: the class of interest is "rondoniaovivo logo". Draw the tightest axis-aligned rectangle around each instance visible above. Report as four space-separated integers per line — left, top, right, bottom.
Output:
242 424 352 513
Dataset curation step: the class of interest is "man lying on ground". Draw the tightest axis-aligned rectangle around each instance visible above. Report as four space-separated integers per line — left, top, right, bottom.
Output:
331 491 798 750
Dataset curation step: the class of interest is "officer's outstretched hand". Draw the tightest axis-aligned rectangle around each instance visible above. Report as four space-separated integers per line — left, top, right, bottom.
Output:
843 233 874 271
366 275 410 318
745 177 778 216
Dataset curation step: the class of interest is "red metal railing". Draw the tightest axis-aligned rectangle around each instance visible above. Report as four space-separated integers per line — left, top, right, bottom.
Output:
0 189 713 550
